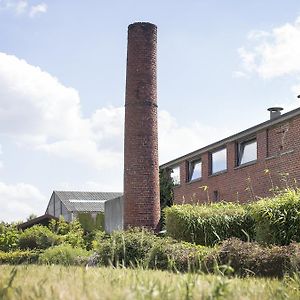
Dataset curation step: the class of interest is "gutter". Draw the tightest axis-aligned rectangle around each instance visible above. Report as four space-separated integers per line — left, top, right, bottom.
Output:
160 107 300 169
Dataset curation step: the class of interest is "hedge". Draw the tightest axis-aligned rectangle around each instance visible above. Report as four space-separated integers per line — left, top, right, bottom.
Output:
147 238 212 272
18 225 60 250
39 244 91 265
205 238 300 278
93 228 212 272
248 189 300 245
94 228 158 267
0 250 40 264
165 203 255 246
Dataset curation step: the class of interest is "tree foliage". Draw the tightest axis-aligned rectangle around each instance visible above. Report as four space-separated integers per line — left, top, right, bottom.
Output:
159 168 174 229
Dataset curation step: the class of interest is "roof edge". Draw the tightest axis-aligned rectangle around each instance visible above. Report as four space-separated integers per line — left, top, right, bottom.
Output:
160 107 300 169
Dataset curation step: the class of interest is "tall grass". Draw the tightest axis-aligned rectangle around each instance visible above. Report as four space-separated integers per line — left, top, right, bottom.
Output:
165 203 254 246
249 188 300 245
0 265 300 299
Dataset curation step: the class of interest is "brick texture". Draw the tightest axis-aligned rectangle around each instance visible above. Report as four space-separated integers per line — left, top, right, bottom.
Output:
172 116 300 204
123 22 160 230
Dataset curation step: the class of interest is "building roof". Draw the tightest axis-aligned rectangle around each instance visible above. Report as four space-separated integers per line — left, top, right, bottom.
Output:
160 107 300 169
18 214 59 230
54 191 123 212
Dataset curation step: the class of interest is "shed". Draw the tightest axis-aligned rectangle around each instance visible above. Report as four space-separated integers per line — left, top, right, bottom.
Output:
45 191 123 233
18 214 59 230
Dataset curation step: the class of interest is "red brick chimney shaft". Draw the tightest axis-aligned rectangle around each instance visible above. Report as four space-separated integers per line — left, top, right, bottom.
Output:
123 22 160 230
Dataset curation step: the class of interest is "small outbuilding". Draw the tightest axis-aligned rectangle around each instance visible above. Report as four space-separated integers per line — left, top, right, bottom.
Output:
18 214 59 231
45 191 123 233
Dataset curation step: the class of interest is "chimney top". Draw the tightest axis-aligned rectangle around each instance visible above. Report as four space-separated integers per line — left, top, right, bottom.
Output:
267 107 283 120
128 22 156 29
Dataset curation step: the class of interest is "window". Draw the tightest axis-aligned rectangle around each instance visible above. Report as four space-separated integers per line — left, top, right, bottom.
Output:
171 166 180 185
211 148 227 174
238 139 257 166
189 159 202 181
213 190 219 202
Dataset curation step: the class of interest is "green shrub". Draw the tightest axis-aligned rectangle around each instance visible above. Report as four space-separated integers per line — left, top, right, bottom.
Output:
62 220 85 248
205 238 296 278
77 213 105 232
147 238 212 272
93 228 159 267
95 213 104 230
159 168 174 229
0 250 40 264
49 217 70 235
289 242 300 270
18 225 60 250
165 203 255 246
0 224 20 252
93 228 213 272
49 218 85 248
248 189 300 245
39 244 90 265
78 213 96 232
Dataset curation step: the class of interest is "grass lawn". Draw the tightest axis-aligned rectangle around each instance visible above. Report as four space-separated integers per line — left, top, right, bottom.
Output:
1 265 300 299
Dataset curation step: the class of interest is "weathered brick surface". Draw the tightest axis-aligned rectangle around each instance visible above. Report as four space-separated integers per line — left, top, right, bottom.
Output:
123 22 160 230
172 116 300 204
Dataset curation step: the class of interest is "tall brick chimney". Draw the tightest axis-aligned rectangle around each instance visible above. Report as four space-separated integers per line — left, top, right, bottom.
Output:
123 22 160 231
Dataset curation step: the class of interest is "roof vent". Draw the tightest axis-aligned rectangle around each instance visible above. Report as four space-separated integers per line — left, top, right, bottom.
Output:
267 107 283 120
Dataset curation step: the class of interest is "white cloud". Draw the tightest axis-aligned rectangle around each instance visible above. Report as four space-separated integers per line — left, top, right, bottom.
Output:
0 51 233 222
29 2 47 18
0 51 232 171
0 182 46 222
0 52 124 169
0 144 3 169
247 30 270 40
158 110 231 164
238 16 300 79
0 0 47 17
14 0 27 15
232 70 249 79
56 181 123 194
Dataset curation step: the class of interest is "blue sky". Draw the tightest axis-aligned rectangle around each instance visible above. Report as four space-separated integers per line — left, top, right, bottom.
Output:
1 0 300 221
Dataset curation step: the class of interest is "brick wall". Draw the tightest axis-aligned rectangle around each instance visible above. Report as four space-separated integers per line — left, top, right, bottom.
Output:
123 22 160 230
170 115 300 204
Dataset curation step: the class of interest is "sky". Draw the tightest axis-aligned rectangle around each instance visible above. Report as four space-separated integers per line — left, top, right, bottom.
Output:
1 0 300 222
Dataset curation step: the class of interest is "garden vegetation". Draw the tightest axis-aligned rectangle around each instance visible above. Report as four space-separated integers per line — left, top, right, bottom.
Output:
1 189 300 280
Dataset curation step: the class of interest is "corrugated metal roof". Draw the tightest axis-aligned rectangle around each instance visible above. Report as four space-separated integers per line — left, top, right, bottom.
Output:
54 191 123 212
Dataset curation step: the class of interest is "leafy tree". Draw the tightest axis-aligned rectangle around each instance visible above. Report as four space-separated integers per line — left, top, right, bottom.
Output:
27 214 37 221
0 224 20 252
159 168 174 229
49 217 70 235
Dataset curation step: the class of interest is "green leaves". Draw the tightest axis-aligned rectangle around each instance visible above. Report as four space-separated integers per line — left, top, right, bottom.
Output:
0 225 20 252
164 203 255 246
166 189 300 247
249 188 300 245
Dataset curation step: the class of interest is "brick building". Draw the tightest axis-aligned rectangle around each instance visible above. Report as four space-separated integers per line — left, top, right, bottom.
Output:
160 107 300 204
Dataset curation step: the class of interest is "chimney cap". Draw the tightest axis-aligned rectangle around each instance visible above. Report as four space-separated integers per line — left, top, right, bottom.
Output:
128 22 157 29
267 107 283 112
